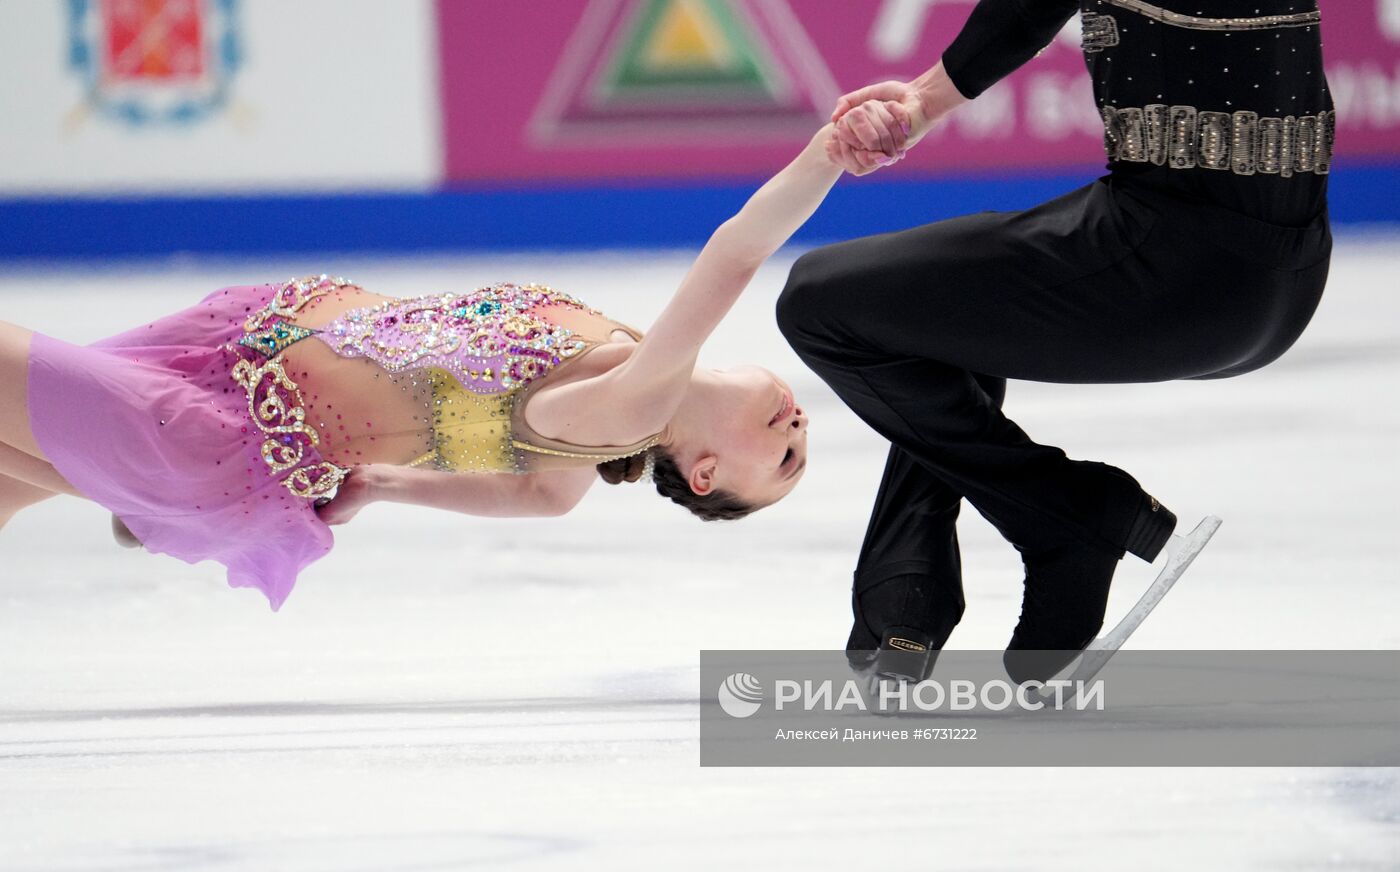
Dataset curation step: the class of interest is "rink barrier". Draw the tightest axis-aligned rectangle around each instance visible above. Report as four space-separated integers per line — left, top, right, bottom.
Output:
1 164 1397 260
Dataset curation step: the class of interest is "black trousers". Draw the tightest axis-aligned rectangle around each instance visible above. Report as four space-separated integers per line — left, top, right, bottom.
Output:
776 174 1331 655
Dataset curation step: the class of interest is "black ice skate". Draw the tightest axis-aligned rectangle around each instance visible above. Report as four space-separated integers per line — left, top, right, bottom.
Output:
1044 515 1223 693
845 570 962 684
1003 493 1196 684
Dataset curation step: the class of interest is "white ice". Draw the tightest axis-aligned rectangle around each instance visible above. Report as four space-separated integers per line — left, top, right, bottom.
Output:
1 238 1397 870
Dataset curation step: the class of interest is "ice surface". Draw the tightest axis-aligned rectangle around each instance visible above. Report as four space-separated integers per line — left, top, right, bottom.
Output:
1 239 1397 870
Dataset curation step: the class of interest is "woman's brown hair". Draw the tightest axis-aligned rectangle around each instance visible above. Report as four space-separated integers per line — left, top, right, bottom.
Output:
597 446 755 521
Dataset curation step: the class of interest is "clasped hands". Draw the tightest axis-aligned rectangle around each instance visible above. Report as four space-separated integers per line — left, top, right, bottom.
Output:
823 80 933 176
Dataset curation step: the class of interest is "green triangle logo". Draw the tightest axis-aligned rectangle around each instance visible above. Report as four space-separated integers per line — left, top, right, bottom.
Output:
530 0 837 144
605 0 771 94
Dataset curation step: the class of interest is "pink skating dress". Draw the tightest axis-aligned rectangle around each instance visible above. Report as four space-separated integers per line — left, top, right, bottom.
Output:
25 276 659 610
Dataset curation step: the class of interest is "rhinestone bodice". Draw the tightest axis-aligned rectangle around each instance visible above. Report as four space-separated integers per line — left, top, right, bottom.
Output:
313 284 596 396
295 282 657 474
231 278 659 476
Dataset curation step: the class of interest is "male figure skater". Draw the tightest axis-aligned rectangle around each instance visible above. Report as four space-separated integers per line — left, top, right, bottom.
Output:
776 0 1333 683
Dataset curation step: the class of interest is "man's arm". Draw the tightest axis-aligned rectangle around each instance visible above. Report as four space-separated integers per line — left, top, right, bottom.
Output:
941 0 1081 100
830 0 1081 167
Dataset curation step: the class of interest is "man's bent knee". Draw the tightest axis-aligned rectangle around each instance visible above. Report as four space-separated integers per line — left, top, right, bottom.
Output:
776 246 847 349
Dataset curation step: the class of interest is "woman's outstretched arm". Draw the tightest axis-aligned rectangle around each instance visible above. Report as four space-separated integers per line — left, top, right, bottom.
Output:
624 126 841 369
524 108 905 445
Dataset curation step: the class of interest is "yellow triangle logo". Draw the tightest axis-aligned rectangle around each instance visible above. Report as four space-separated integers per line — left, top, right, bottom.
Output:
640 0 736 71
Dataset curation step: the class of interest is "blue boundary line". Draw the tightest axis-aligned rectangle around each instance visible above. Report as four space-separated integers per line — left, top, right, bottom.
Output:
1 164 1396 260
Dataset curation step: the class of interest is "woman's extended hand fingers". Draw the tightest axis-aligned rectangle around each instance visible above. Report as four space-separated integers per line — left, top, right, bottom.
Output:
827 130 888 176
314 496 355 526
313 468 368 526
824 133 861 173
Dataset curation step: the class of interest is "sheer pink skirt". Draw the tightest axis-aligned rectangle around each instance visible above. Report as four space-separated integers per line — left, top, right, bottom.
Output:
25 284 337 610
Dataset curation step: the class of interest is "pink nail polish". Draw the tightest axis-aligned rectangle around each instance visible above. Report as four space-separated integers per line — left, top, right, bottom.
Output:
901 120 911 135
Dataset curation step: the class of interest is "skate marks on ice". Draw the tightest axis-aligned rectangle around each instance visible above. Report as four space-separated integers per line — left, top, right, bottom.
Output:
0 695 695 765
1329 769 1400 830
18 830 589 872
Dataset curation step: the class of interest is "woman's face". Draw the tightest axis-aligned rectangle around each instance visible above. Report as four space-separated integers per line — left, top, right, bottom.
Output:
691 364 809 508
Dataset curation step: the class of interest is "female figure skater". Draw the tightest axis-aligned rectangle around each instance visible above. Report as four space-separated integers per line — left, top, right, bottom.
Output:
780 0 1333 683
0 99 908 611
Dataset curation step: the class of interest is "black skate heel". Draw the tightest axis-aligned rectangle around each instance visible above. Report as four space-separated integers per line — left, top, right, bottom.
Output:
1123 492 1177 563
845 568 962 684
872 626 939 682
1091 462 1178 563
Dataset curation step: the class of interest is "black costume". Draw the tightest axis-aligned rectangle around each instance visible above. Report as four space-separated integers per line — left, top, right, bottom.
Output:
776 0 1333 681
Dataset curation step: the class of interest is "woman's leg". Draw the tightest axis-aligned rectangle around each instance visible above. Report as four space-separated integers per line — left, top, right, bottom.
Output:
0 441 75 532
0 439 76 496
0 321 46 461
0 473 58 531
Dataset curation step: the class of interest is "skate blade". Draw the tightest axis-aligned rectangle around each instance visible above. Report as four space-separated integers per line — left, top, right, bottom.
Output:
1042 515 1222 698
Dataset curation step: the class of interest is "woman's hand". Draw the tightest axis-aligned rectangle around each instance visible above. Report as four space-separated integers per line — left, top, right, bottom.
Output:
313 465 377 526
824 100 912 175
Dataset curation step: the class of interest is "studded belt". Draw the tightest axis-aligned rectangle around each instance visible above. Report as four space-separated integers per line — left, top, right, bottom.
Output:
1101 105 1335 177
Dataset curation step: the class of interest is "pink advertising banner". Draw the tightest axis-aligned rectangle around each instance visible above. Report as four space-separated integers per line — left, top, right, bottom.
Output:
437 0 1400 183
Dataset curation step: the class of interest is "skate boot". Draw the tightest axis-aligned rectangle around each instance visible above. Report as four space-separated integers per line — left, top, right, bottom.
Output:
1051 514 1222 693
111 513 141 549
1003 490 1179 684
846 569 963 684
1002 538 1123 684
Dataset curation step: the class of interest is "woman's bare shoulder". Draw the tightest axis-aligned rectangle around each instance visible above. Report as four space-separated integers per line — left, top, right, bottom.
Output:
518 332 658 448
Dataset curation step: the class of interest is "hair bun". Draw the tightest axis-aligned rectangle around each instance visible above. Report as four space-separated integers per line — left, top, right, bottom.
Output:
596 452 649 485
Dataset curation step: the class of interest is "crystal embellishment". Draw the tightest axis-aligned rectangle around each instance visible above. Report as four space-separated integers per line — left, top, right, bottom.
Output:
1082 13 1121 52
228 274 355 500
317 283 594 395
1101 105 1334 177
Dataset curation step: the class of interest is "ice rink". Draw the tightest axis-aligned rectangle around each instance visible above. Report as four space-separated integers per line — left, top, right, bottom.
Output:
1 237 1397 870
